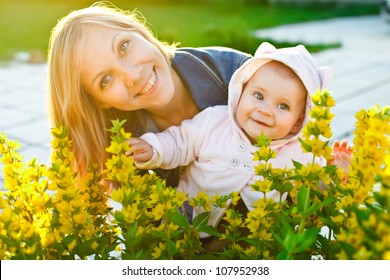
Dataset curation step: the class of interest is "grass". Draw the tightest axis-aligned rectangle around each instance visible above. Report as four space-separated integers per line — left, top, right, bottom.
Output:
0 0 379 61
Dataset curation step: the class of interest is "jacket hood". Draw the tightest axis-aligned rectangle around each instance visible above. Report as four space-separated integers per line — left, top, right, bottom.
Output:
228 42 333 149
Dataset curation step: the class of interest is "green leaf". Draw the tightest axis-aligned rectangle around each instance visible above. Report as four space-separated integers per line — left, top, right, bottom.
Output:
296 228 320 252
273 232 284 246
62 235 75 246
255 132 271 147
297 185 309 214
277 249 291 260
339 241 356 258
114 210 125 223
306 197 337 216
325 164 337 173
198 225 221 237
320 196 338 206
193 212 210 228
169 209 190 228
292 160 303 169
167 239 178 259
298 137 312 152
282 181 294 192
304 196 338 217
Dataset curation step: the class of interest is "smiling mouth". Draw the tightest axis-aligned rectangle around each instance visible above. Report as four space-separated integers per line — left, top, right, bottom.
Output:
252 119 271 127
139 69 157 96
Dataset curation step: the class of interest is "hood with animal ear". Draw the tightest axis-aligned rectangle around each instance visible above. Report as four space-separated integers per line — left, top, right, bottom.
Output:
228 42 333 147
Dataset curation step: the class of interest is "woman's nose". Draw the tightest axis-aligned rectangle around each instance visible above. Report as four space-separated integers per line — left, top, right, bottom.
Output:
120 64 141 88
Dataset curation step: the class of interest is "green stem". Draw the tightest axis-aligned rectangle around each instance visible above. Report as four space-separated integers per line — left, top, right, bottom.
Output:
298 184 311 234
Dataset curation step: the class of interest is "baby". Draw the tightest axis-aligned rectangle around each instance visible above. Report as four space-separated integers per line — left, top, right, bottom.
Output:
127 42 333 229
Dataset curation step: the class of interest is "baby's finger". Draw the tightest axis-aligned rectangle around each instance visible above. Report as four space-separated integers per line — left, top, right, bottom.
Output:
126 143 144 155
340 140 352 153
332 140 341 150
133 151 152 162
340 140 348 150
126 137 141 146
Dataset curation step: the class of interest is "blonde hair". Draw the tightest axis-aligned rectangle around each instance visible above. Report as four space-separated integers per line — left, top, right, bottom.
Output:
47 2 176 175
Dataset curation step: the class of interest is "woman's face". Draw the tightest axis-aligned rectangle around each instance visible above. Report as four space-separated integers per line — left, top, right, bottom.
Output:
80 24 175 112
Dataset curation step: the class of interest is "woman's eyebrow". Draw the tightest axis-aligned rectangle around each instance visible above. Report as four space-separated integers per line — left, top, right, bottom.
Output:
91 32 121 87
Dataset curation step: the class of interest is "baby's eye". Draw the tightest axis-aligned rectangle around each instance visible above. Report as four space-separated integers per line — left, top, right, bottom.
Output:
278 103 289 111
119 41 129 54
100 75 111 89
254 92 264 100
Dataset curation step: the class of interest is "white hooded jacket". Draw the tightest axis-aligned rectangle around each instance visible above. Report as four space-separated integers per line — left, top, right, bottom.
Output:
139 42 333 229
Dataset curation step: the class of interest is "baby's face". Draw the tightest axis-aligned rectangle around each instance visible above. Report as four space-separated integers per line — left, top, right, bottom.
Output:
236 61 307 143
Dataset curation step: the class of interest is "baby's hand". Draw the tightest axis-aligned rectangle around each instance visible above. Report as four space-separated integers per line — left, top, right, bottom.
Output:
328 140 352 171
125 138 153 163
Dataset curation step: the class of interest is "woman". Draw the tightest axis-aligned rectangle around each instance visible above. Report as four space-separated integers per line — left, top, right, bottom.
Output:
47 2 251 185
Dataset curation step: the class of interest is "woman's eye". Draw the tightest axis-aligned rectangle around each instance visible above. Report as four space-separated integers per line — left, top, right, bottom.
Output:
119 41 129 54
254 92 263 100
278 103 289 111
100 75 111 89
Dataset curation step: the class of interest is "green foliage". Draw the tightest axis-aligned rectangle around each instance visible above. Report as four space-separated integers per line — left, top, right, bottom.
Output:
1 91 389 260
0 0 377 61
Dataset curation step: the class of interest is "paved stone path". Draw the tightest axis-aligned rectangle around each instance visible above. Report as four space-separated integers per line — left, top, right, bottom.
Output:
0 63 51 164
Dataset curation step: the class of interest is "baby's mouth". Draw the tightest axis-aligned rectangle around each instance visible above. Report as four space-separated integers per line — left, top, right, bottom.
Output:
252 118 271 127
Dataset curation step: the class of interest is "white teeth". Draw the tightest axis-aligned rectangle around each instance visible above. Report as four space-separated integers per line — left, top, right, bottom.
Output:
140 70 156 95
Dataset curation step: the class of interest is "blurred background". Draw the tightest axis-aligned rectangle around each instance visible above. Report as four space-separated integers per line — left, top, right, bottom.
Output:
0 0 380 63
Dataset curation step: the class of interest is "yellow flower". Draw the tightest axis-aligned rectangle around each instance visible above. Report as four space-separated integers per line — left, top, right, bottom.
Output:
42 232 54 247
254 146 274 161
230 192 241 206
70 198 84 210
353 246 372 260
119 128 131 140
123 204 139 224
252 178 272 193
190 191 210 209
231 243 244 252
111 189 124 203
243 246 258 258
73 211 88 225
353 188 368 204
310 106 327 119
0 207 14 223
319 168 332 185
316 119 333 138
116 170 129 183
151 242 166 259
326 97 336 107
224 209 242 227
165 222 179 238
254 162 268 175
151 203 165 221
309 137 326 158
60 218 73 234
56 201 70 214
383 251 390 260
172 191 188 206
105 141 123 155
68 239 77 252
90 241 99 250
